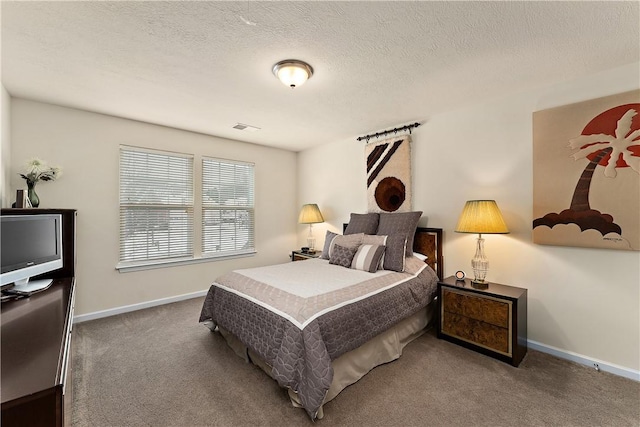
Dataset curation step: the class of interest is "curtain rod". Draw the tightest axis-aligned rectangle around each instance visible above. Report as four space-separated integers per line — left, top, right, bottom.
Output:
356 122 421 142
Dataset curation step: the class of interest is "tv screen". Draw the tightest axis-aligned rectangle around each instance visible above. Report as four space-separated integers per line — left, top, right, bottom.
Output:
1 214 63 291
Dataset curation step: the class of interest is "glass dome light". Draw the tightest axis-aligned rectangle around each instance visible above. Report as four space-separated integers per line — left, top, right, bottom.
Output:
272 60 314 88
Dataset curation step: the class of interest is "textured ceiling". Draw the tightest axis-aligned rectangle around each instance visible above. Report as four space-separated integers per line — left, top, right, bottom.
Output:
2 1 639 152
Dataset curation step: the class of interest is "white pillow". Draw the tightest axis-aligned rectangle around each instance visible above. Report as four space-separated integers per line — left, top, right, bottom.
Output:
414 252 428 262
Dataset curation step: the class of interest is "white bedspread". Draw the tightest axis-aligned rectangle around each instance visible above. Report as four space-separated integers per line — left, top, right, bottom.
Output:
214 257 428 329
235 258 391 298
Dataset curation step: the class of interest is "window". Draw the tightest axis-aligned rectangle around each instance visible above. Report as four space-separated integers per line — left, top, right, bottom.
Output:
118 147 255 271
119 147 194 265
202 157 255 257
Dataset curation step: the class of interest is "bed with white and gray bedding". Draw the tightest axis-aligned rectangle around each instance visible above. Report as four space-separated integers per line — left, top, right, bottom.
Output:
199 213 443 419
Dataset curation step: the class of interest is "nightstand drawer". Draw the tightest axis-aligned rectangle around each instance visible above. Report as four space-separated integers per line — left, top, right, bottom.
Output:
441 312 509 354
442 288 509 328
291 250 321 261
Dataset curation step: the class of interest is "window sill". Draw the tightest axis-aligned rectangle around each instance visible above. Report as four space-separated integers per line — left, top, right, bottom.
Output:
116 251 257 273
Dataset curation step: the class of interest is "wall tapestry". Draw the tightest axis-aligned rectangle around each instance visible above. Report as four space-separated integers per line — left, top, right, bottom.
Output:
366 135 412 212
533 90 640 251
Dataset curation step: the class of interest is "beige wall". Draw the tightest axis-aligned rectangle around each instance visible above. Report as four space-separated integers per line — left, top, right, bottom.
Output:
10 99 298 316
7 63 639 373
1 85 11 208
298 62 640 372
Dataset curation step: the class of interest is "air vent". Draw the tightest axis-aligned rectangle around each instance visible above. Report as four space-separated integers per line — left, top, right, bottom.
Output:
232 123 261 132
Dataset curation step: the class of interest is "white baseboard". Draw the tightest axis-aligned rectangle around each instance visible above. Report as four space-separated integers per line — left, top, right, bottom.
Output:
73 289 209 324
528 339 639 382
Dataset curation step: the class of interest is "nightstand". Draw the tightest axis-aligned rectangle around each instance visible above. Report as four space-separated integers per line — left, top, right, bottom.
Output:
291 250 321 261
437 276 527 367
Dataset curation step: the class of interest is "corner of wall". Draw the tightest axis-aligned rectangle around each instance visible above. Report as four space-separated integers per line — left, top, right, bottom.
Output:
1 84 12 208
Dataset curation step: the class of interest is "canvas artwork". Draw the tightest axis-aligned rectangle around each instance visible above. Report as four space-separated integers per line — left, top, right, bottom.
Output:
532 90 640 251
366 135 412 213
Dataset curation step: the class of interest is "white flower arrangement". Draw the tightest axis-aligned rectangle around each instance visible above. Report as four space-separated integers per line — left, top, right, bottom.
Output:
20 158 62 186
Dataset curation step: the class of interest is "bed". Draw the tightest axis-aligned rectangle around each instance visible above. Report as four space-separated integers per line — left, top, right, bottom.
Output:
199 216 443 420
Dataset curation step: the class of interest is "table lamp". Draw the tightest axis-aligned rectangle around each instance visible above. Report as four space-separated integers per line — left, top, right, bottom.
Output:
298 204 324 251
455 200 509 286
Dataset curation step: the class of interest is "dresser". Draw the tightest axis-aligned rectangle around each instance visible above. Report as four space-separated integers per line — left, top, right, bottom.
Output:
437 276 527 367
1 209 77 427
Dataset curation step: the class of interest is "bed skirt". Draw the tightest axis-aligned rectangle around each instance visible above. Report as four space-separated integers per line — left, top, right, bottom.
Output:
209 301 435 419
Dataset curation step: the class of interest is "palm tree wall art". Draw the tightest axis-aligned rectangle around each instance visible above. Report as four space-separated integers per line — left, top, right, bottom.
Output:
533 90 640 251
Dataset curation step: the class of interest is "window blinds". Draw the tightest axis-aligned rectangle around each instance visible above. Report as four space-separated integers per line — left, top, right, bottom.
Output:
119 147 194 263
202 157 255 256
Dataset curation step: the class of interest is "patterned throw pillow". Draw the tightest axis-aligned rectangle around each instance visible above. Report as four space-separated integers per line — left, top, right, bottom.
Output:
382 234 407 272
320 231 338 260
344 213 380 235
376 211 422 256
329 244 359 268
362 234 386 246
351 244 386 273
327 233 364 258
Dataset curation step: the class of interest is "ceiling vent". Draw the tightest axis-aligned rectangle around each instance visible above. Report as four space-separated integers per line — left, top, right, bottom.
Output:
232 123 261 132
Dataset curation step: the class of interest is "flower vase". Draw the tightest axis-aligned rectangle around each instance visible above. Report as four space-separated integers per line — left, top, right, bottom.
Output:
27 181 40 208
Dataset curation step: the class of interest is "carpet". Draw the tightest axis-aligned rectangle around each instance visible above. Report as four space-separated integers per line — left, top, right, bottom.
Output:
72 297 639 426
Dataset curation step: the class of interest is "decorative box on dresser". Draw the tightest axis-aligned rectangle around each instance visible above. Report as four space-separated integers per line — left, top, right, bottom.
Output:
437 276 527 367
1 209 77 427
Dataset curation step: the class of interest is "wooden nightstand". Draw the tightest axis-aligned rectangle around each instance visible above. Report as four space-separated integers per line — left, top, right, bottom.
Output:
437 276 527 367
291 250 322 261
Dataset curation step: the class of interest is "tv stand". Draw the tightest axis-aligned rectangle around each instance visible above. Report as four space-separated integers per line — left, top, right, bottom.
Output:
9 278 53 295
1 209 77 427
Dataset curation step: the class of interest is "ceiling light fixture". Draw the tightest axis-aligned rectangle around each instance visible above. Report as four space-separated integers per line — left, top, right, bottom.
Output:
272 59 313 88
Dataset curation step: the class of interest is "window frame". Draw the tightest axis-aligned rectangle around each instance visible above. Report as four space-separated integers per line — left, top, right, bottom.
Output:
116 146 256 273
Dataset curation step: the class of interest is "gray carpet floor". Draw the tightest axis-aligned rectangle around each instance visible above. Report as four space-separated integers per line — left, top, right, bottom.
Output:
72 297 639 426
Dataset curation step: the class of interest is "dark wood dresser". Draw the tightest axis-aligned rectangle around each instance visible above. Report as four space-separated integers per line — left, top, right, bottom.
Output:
437 276 527 367
1 209 77 427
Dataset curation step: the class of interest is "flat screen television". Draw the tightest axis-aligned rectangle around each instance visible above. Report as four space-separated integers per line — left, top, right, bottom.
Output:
1 213 63 293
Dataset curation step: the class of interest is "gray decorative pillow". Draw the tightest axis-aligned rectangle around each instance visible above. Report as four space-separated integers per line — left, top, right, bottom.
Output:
344 213 380 235
382 234 407 272
327 233 364 259
320 230 338 260
362 234 387 270
351 244 386 273
329 244 359 268
362 234 386 246
376 211 422 256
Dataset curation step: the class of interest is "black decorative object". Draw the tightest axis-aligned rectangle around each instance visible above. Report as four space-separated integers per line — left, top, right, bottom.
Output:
357 122 421 143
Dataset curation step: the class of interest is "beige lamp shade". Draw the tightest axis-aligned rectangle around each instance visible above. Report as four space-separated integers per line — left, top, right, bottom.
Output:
298 204 324 224
455 200 509 284
455 200 509 235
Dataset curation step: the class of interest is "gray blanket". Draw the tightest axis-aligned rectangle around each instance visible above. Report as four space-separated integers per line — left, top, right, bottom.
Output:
199 258 438 419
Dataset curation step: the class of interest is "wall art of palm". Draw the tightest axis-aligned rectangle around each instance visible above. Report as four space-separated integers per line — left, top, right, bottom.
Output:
533 91 640 251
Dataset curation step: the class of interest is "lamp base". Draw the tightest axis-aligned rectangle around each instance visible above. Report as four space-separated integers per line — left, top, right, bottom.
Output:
471 280 489 289
471 235 489 285
306 236 316 252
